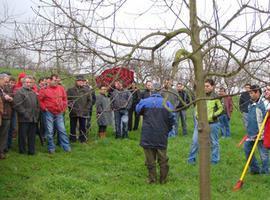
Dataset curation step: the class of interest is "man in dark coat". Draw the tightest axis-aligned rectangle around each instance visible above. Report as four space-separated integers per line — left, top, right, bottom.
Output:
239 83 251 131
13 75 40 155
175 82 190 136
136 85 175 184
67 75 92 143
0 74 13 159
128 81 141 131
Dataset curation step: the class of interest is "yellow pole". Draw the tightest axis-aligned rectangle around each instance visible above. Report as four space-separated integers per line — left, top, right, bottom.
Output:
233 111 269 191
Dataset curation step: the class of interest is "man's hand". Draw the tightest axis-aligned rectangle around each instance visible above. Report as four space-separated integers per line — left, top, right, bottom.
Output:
4 94 13 102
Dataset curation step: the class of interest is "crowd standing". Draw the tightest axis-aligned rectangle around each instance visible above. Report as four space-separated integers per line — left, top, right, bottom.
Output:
1 71 270 184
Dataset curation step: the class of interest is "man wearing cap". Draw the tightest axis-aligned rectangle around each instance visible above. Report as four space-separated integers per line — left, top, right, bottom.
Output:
67 75 92 143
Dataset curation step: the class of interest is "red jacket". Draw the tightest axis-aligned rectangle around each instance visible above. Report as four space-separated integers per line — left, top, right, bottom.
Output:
39 85 67 115
224 96 233 118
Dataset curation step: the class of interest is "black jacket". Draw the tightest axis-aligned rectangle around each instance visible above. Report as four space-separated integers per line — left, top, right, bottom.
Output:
239 92 251 113
13 87 40 123
140 89 153 99
67 85 92 118
136 94 175 149
176 90 190 110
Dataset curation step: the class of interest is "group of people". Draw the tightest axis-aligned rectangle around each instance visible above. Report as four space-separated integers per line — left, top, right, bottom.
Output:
1 70 270 184
136 79 270 184
238 83 270 174
0 73 73 157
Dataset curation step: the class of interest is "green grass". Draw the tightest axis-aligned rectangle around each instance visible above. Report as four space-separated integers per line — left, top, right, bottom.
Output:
1 104 270 200
1 67 269 199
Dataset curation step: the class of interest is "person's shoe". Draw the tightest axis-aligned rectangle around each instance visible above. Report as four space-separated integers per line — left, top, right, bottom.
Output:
250 171 260 175
64 148 71 153
48 150 55 154
160 179 167 184
0 153 6 159
260 170 268 175
188 159 196 165
148 179 157 184
211 161 219 165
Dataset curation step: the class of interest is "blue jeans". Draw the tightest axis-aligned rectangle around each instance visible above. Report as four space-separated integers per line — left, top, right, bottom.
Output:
188 120 220 164
114 109 129 138
242 112 248 131
168 113 177 138
43 111 71 152
244 140 269 174
219 114 231 137
6 110 17 149
175 110 187 136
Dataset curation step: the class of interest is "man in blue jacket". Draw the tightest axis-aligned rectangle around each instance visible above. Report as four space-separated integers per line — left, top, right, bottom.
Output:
136 84 175 184
245 85 268 174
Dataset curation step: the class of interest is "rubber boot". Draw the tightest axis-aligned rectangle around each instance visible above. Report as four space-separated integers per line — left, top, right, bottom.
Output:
147 166 157 184
160 165 169 184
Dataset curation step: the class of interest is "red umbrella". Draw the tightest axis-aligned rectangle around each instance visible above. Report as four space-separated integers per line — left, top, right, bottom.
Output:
95 67 134 88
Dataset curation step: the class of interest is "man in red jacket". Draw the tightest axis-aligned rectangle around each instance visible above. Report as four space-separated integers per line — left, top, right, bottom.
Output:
39 74 71 154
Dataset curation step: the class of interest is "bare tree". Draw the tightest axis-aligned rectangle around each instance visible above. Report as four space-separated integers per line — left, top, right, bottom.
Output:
7 0 270 199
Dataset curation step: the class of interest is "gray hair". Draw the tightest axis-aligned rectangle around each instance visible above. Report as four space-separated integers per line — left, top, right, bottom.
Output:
0 73 9 79
22 75 33 83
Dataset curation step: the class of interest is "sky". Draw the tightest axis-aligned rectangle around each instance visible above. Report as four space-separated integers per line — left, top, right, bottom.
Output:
1 0 269 77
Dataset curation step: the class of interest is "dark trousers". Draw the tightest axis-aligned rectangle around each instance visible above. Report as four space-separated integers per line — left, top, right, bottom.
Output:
143 148 169 184
98 125 107 133
38 112 45 139
69 116 87 143
0 119 10 153
128 106 140 131
18 122 37 155
86 106 93 130
7 110 16 149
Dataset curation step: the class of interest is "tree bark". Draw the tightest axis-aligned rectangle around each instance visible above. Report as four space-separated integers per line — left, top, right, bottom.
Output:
189 0 211 199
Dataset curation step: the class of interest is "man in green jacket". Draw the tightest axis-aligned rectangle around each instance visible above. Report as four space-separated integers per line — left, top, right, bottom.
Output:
188 79 224 164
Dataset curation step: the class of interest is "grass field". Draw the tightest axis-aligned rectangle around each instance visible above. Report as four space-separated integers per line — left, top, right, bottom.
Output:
0 67 269 200
1 102 270 200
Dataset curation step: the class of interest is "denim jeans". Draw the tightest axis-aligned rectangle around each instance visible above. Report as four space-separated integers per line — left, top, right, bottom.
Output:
43 111 71 152
242 112 249 131
244 140 269 174
6 110 16 149
175 110 187 136
188 120 220 164
219 114 231 137
188 118 198 163
114 109 129 138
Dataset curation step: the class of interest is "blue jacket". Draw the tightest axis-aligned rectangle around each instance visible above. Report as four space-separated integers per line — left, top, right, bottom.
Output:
136 93 175 149
247 98 266 137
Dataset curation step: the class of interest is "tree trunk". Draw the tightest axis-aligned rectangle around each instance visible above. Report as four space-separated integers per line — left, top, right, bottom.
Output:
189 0 211 199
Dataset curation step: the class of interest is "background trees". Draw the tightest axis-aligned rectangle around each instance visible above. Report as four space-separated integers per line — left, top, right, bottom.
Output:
1 0 270 199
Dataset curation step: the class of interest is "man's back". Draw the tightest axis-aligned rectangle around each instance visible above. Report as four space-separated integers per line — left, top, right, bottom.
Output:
136 94 175 149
